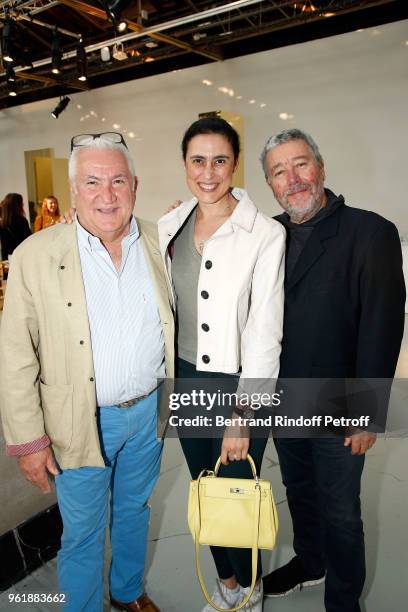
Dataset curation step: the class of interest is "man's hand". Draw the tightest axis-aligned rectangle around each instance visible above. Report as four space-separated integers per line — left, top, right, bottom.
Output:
220 420 250 465
166 200 182 214
59 207 76 224
18 447 59 493
344 431 377 455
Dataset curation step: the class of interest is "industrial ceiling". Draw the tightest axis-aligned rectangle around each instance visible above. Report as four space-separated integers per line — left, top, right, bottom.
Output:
0 0 406 109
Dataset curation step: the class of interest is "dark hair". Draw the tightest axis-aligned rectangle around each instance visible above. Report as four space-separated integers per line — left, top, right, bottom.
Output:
181 117 240 162
1 193 25 229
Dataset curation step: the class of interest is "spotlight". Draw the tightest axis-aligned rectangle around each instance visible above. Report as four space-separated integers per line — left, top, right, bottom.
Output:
6 64 15 82
2 9 15 63
51 27 62 75
98 1 133 30
117 20 127 32
51 96 70 119
8 81 17 96
77 39 87 81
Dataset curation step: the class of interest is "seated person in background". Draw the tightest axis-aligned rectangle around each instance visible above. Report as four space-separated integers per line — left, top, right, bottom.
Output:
34 195 61 231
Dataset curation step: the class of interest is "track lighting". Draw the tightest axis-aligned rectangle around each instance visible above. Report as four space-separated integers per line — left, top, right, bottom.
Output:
6 64 15 82
2 9 15 63
51 28 62 75
51 96 70 119
19 47 33 70
99 1 132 32
77 39 87 81
8 81 17 96
117 20 127 33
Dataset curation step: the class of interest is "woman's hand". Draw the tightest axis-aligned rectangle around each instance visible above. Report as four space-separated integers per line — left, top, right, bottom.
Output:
166 199 182 214
59 207 76 224
220 418 250 465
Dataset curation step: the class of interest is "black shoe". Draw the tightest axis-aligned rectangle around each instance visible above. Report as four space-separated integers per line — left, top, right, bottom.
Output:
263 556 325 598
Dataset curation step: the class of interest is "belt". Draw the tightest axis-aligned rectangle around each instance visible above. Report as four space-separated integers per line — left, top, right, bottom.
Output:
115 382 162 408
118 394 149 408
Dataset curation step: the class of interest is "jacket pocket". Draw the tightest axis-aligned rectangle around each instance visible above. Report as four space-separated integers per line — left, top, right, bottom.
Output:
39 382 74 451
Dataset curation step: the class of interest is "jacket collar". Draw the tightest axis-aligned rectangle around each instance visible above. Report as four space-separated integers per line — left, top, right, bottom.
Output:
158 187 258 240
45 222 79 265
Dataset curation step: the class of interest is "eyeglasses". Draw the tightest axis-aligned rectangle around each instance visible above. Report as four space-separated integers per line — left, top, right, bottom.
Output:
70 132 128 152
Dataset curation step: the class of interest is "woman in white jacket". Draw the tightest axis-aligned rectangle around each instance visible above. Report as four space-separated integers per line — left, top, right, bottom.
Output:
158 117 285 612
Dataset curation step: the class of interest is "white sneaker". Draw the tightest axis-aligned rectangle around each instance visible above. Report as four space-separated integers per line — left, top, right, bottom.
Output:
202 579 242 611
239 581 263 611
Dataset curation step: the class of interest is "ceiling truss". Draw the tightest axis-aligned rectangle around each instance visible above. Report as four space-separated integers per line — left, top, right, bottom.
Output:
0 0 406 108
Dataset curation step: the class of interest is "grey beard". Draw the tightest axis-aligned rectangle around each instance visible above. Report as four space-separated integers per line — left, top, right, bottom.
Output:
282 183 325 224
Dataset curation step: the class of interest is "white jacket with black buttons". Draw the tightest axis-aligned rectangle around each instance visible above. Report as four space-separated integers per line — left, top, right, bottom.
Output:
158 188 286 385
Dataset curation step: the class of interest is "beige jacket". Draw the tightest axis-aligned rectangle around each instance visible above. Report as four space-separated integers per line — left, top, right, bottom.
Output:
0 220 174 469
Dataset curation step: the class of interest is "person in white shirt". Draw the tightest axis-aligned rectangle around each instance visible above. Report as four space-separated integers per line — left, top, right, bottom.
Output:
158 117 286 612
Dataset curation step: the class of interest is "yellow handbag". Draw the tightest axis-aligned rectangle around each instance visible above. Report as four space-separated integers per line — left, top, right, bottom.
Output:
188 454 278 611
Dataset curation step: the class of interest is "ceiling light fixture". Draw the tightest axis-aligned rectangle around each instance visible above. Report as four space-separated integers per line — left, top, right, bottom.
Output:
294 1 317 12
6 63 15 82
8 81 17 96
77 39 88 81
51 96 71 119
2 9 15 63
19 47 34 70
51 27 62 75
98 1 132 32
117 20 127 33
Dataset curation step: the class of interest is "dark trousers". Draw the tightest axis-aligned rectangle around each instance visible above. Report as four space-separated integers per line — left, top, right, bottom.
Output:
176 358 269 588
274 437 365 612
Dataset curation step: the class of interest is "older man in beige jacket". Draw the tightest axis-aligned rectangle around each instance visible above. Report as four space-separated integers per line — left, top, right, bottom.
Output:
0 133 174 612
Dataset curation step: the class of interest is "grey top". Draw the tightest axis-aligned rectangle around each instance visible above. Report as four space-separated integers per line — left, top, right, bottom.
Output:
172 206 201 364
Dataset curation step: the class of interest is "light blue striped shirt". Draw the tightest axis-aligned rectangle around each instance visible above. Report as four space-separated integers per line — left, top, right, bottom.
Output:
76 216 165 406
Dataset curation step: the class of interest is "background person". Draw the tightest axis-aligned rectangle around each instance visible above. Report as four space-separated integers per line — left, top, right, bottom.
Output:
0 193 32 260
260 128 405 612
158 117 286 612
0 132 174 612
34 195 61 231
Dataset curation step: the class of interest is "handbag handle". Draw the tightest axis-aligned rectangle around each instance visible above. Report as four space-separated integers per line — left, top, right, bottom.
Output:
213 453 258 479
194 454 262 611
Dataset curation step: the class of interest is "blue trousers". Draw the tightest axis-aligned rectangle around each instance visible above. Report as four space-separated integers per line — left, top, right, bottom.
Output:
55 392 163 612
274 437 365 612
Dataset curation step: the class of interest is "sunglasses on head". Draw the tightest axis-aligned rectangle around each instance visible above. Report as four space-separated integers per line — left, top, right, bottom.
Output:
70 132 128 152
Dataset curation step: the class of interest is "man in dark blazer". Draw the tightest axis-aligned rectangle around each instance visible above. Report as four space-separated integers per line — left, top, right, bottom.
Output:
260 129 405 612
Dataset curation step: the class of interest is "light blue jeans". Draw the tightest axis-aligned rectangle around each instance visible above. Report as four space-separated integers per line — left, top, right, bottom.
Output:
55 391 163 612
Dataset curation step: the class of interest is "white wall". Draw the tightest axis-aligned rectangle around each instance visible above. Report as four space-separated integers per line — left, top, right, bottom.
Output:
0 20 407 234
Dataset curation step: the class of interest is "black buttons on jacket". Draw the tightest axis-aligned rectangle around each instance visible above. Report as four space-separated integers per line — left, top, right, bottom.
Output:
67 302 72 307
80 340 84 345
205 260 212 270
89 377 94 382
202 355 210 364
201 323 210 332
60 265 65 270
201 290 209 299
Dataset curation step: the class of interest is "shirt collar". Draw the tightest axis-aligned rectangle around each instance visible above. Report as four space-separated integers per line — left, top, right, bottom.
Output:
76 215 139 252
